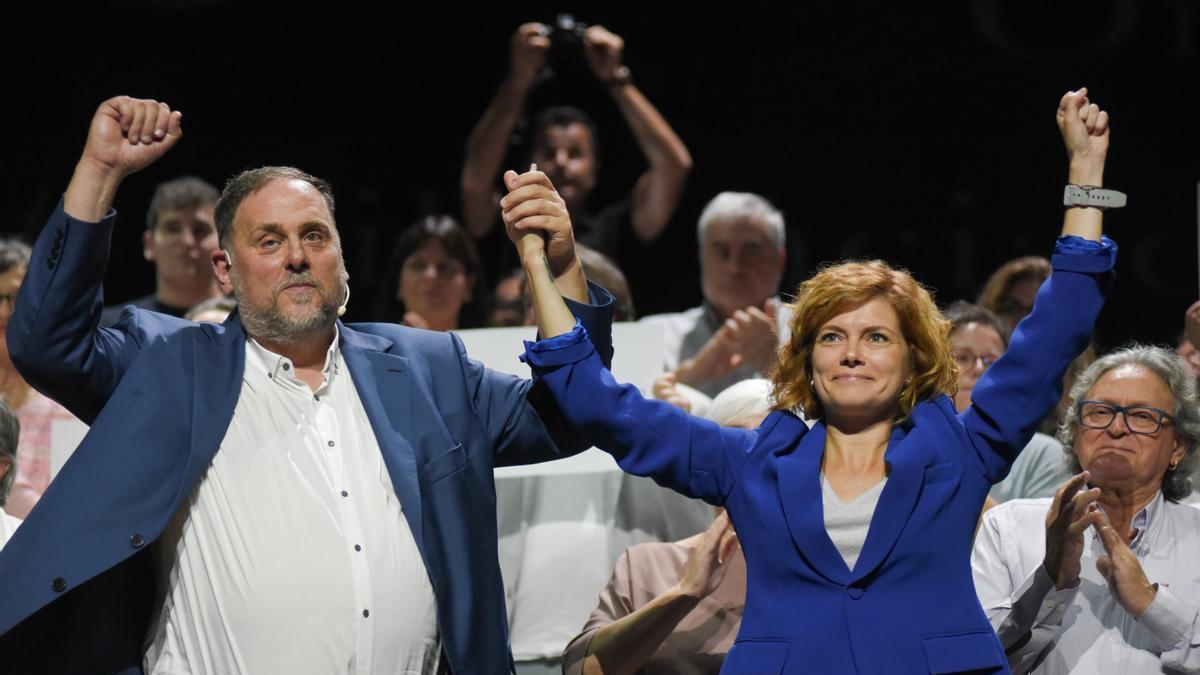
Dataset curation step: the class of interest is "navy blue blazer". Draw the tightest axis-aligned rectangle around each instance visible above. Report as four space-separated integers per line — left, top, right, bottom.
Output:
0 203 613 674
523 237 1115 674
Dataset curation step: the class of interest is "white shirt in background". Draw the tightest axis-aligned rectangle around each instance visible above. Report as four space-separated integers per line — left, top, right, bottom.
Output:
972 493 1200 674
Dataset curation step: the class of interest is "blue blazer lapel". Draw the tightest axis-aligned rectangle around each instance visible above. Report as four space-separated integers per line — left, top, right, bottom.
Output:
338 324 424 552
776 419 852 585
849 412 938 584
184 315 245 501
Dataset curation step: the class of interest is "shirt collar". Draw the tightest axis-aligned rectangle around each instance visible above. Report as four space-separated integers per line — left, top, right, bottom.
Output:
1129 490 1164 549
1089 490 1164 550
245 325 342 384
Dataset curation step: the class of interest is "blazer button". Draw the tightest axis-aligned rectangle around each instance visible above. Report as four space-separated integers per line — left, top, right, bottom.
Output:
848 587 864 600
129 533 146 548
51 577 67 593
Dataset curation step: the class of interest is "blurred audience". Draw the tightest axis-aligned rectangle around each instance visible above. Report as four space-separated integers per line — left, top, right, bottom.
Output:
101 176 224 326
373 215 488 331
1177 299 1200 381
521 244 635 325
977 255 1051 334
562 378 770 675
462 21 691 288
641 192 786 397
0 400 21 549
490 268 526 327
944 301 1069 504
973 345 1200 673
0 239 81 518
185 296 237 324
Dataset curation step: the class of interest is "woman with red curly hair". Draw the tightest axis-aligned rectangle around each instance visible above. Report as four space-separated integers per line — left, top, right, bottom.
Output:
512 89 1117 674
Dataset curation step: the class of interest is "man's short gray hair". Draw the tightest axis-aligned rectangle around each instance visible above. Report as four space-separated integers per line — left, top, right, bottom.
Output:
0 399 20 508
697 192 785 249
1057 344 1200 501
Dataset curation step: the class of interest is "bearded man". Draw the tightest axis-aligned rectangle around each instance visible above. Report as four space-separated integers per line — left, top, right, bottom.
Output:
0 96 612 675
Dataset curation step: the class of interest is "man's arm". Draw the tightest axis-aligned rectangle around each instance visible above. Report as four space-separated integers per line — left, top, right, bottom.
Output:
585 26 692 243
8 97 182 421
460 24 548 239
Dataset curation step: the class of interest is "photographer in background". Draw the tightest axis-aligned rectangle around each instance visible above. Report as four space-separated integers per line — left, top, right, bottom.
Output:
461 18 692 289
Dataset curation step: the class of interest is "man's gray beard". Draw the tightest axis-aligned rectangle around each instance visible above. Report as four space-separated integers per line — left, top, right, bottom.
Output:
231 270 341 345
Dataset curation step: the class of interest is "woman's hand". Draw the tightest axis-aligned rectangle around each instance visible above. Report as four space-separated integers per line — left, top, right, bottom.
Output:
1057 88 1109 185
1057 88 1110 241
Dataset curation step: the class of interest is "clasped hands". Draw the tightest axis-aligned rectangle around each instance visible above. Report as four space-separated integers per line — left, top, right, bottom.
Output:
1042 472 1158 617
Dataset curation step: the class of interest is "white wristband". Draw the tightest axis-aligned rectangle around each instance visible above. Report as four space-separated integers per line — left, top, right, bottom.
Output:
1064 184 1127 210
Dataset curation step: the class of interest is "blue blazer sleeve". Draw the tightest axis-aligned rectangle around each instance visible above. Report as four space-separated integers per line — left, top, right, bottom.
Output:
960 235 1116 483
463 282 617 468
7 201 155 423
522 323 757 505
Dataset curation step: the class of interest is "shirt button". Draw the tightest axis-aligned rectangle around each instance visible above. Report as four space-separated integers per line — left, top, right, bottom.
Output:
51 577 67 593
129 533 145 548
362 609 370 618
354 544 362 552
341 490 349 497
282 363 290 371
314 395 320 401
328 440 335 447
848 588 864 600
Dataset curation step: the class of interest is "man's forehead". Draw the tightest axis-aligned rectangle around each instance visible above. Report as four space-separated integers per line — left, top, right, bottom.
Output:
157 204 215 225
234 178 335 230
537 123 593 149
704 216 775 245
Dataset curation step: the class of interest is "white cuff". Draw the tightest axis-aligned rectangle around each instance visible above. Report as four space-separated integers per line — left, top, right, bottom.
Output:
1137 586 1199 651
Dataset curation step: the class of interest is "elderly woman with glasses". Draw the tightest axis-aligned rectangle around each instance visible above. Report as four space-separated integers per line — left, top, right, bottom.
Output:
973 345 1200 674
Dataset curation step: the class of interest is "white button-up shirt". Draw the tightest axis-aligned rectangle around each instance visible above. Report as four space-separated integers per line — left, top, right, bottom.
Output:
145 330 439 675
972 493 1200 674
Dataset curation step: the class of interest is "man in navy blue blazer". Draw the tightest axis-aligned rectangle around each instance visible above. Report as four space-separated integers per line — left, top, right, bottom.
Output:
0 96 612 674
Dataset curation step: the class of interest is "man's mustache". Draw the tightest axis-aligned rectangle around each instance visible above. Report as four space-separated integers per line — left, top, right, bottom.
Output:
272 272 325 300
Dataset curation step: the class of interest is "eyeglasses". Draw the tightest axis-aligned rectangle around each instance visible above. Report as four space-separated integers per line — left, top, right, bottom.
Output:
952 351 1000 370
1077 400 1175 436
403 259 465 279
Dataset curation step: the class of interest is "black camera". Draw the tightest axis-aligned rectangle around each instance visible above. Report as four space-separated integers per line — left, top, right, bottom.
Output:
541 14 590 80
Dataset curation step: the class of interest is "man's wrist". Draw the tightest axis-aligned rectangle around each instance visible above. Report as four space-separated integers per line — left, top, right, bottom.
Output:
63 158 124 223
551 255 589 304
604 66 632 90
1127 582 1158 617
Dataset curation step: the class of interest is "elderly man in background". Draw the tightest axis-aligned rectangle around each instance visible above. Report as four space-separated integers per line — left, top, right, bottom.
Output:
973 345 1200 674
100 175 226 325
642 192 787 398
0 401 20 549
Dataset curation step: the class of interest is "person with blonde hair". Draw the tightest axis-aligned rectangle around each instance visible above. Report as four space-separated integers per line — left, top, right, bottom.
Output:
514 88 1117 672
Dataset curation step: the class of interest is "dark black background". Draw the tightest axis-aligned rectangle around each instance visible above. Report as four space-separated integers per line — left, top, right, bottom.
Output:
3 1 1198 349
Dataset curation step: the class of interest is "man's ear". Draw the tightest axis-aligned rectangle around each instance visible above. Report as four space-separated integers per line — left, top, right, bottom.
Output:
212 249 235 295
0 455 11 484
143 229 156 263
